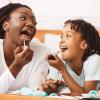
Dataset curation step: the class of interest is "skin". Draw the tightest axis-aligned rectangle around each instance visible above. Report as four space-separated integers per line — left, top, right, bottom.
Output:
44 24 97 96
2 7 37 77
42 79 65 94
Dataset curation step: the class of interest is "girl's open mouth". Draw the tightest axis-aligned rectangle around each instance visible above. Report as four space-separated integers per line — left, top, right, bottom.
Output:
60 47 68 52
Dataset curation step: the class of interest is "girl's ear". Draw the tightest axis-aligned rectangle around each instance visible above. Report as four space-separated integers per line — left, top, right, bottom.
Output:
80 40 88 50
3 21 9 32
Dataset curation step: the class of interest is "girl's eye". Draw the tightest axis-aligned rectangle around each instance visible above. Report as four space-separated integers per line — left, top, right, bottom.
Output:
61 35 63 39
66 34 69 37
66 34 71 38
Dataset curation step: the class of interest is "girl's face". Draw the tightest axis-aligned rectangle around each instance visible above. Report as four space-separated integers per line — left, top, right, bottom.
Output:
59 24 87 61
3 7 36 46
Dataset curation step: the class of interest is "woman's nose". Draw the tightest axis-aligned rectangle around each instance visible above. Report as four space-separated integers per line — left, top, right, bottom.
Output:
26 21 35 29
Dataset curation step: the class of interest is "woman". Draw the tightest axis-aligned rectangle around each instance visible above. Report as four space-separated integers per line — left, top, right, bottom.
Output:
0 3 49 93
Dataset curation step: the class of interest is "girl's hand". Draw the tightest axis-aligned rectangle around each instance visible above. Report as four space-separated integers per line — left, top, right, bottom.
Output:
47 54 65 72
42 79 65 95
42 79 58 94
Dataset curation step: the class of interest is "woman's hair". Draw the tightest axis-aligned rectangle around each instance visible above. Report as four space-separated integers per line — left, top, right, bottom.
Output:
0 3 31 39
64 19 100 61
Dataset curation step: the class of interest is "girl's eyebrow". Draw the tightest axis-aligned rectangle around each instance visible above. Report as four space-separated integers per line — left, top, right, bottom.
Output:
62 30 74 34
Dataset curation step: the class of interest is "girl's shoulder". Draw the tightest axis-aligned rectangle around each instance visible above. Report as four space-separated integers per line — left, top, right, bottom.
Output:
83 54 100 69
85 54 100 62
83 54 100 82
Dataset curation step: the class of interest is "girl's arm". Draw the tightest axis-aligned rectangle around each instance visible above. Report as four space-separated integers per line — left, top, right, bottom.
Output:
61 67 97 94
47 54 98 95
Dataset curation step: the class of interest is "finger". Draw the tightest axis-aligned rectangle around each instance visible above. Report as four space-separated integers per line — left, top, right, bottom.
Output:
47 79 57 84
54 53 60 60
57 80 63 84
48 60 56 64
56 80 65 87
48 83 57 92
14 46 23 54
42 84 49 91
45 54 55 61
21 46 30 57
24 50 33 58
47 55 55 60
43 84 56 94
37 86 43 91
23 51 33 63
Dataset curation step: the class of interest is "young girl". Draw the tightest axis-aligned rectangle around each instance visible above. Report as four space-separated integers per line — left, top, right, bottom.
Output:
44 19 100 96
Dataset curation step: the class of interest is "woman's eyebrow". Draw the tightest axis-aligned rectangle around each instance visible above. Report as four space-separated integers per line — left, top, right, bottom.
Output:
19 11 37 24
19 11 28 15
19 11 35 18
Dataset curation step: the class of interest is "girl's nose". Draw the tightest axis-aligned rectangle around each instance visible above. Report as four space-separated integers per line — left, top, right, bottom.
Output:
60 36 65 43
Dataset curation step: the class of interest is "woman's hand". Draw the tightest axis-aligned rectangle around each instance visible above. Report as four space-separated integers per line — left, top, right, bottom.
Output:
9 46 33 77
14 46 33 66
47 54 65 72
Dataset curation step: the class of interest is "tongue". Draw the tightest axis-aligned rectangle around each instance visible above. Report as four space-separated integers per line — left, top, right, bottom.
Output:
62 48 68 52
21 34 30 41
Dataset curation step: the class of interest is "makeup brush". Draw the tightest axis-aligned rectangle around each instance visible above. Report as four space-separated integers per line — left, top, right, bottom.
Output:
23 40 28 50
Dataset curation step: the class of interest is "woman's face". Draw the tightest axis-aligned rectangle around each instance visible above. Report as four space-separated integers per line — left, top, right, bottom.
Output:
3 7 36 46
59 24 86 61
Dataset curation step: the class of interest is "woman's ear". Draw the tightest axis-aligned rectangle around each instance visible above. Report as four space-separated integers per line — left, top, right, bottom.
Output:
3 21 9 32
80 40 88 50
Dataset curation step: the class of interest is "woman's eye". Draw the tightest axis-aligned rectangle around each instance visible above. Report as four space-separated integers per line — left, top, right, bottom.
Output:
20 16 26 20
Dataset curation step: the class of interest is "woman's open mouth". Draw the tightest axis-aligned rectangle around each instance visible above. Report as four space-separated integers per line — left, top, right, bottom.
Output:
20 30 32 41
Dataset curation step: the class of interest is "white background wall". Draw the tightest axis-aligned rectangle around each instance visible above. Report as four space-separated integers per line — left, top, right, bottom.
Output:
0 0 100 29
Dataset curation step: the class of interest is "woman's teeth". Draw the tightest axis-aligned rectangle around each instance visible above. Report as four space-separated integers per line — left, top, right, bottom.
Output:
21 31 31 41
21 34 30 41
